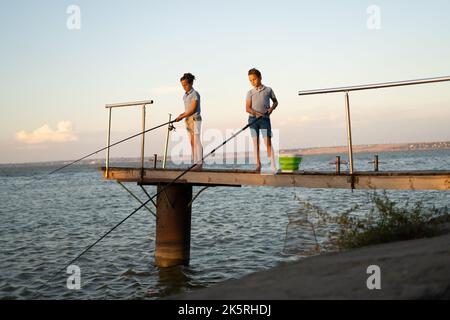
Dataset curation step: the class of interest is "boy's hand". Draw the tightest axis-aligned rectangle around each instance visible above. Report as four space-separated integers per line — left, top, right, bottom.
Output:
254 111 265 118
175 114 184 122
268 107 276 115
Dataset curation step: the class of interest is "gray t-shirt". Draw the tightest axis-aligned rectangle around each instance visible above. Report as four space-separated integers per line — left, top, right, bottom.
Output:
246 85 276 117
183 88 201 116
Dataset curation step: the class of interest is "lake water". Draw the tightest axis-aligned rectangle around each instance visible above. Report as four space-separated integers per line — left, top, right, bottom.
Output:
1 150 449 299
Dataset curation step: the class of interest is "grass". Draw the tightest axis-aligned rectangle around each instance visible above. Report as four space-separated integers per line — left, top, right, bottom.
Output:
334 192 450 249
293 191 450 251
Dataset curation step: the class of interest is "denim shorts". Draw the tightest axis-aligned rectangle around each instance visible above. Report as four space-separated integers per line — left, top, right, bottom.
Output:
248 116 272 138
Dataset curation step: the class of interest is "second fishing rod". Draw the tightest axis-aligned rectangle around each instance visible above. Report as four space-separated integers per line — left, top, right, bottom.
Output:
34 115 265 297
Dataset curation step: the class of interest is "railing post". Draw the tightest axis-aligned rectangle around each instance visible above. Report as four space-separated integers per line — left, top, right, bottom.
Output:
153 154 158 169
374 155 379 172
141 104 146 180
105 107 112 178
344 92 354 174
336 156 341 175
163 113 172 169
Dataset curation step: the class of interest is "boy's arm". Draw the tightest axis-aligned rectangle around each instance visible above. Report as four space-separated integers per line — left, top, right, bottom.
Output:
246 98 264 118
268 90 278 115
268 98 278 114
176 100 198 122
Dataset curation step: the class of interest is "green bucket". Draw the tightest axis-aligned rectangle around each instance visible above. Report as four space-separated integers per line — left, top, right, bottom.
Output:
279 154 303 172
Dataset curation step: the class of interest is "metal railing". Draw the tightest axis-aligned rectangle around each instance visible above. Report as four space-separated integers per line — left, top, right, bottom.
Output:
162 113 172 168
299 76 450 174
104 100 154 179
104 100 174 179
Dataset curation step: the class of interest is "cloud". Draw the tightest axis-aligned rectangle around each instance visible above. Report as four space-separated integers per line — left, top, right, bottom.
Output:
150 86 180 95
16 121 78 144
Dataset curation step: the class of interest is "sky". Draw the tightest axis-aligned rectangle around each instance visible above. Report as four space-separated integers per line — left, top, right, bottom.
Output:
1 0 450 164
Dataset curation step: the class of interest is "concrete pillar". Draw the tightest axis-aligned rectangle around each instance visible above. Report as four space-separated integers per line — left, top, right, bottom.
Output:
155 183 192 268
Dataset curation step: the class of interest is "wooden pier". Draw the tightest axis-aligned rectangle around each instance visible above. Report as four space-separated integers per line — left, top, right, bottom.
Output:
98 76 450 268
101 167 450 191
100 167 450 268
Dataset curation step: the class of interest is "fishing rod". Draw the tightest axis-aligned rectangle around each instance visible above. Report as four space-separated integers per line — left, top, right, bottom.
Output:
49 120 177 175
34 115 265 298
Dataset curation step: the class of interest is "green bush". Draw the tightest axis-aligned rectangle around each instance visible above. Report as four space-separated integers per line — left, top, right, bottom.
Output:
334 192 449 249
294 192 450 251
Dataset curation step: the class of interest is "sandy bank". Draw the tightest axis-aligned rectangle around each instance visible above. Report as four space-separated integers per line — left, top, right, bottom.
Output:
170 233 450 300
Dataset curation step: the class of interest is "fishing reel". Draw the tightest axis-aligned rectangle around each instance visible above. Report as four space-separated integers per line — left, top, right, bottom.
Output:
168 122 176 132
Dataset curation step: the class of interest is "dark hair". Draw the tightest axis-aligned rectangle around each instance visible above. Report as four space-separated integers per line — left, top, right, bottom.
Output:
180 73 196 84
248 68 262 78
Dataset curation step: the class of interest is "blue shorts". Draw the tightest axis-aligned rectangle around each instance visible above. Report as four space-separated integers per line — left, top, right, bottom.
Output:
248 116 272 138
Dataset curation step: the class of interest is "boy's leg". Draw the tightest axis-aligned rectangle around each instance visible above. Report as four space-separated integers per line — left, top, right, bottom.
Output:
263 136 277 171
193 134 203 167
261 118 277 172
189 131 195 164
193 120 203 170
186 118 195 164
252 136 261 171
249 118 261 171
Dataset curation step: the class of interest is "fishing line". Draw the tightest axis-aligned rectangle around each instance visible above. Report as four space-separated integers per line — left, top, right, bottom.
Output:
15 120 176 194
33 115 264 298
49 120 176 175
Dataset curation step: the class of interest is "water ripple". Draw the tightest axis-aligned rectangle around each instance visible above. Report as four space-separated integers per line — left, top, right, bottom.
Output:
1 151 449 299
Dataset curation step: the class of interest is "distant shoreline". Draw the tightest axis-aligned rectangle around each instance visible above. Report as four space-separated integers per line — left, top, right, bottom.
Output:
1 141 449 166
281 141 450 156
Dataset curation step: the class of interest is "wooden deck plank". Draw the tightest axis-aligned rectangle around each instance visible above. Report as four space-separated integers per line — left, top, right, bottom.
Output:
99 167 450 190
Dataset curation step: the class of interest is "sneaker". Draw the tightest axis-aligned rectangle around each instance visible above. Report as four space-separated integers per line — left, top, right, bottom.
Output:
192 163 203 171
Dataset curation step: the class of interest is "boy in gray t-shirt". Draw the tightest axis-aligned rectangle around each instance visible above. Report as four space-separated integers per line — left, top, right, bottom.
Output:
245 68 279 173
175 73 203 169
